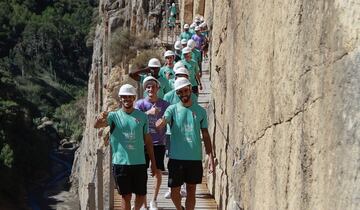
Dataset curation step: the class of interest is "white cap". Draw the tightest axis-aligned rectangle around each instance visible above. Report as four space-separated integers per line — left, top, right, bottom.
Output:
174 77 191 91
183 24 189 29
194 16 201 22
182 47 192 54
142 76 160 87
164 50 175 58
174 61 185 71
180 39 187 45
148 58 161 67
118 84 137 96
174 67 189 76
174 41 182 50
172 3 175 6
187 39 196 49
195 26 201 31
190 23 196 28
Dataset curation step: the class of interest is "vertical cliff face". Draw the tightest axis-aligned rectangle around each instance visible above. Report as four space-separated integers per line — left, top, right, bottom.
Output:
71 0 162 208
203 0 359 209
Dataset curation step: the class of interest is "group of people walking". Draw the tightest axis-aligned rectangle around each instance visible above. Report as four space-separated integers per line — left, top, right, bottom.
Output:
94 14 213 210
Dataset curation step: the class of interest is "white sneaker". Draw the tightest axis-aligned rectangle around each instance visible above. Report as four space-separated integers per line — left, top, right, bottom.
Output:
149 200 158 210
180 187 187 198
164 190 171 199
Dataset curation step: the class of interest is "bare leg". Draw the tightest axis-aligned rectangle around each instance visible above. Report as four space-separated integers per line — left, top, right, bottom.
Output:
121 194 132 210
134 195 145 210
185 184 196 210
153 171 162 201
170 186 182 210
143 195 148 208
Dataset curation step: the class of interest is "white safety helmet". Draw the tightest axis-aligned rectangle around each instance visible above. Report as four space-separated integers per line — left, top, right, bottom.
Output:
195 26 201 31
174 67 189 76
194 16 201 23
190 23 196 29
200 22 207 28
187 39 196 49
118 84 137 96
172 3 175 7
182 46 192 54
164 50 175 58
183 24 189 29
174 77 191 91
142 76 160 87
148 58 161 67
174 41 182 50
180 39 187 45
174 61 185 71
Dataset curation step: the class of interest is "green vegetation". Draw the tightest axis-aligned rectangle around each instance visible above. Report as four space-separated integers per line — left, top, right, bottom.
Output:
0 0 97 205
110 28 159 68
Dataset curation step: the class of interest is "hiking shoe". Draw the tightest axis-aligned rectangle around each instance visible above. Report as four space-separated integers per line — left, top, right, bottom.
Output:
180 187 187 197
149 200 158 210
164 190 171 199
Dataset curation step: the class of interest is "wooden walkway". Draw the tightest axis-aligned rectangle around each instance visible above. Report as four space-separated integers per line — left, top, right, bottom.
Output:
113 60 216 209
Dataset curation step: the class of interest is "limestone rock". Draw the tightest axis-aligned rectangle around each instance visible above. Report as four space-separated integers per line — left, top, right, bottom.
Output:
203 0 360 209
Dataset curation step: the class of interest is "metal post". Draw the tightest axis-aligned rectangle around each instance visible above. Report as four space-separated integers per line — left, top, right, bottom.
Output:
88 183 96 210
97 149 104 210
109 147 114 210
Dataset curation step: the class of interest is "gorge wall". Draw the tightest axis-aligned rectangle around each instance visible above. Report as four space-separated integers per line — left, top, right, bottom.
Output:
202 0 360 210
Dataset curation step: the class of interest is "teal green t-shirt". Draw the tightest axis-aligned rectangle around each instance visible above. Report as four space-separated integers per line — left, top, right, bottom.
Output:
159 66 175 80
164 103 208 160
140 75 171 99
163 89 198 105
180 31 192 41
181 59 199 87
107 109 149 165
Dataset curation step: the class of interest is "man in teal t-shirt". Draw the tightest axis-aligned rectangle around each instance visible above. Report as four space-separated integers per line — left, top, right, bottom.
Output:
94 84 159 210
156 78 215 210
181 47 202 96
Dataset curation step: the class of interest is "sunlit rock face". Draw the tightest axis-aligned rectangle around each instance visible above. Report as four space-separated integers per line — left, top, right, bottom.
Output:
202 0 359 209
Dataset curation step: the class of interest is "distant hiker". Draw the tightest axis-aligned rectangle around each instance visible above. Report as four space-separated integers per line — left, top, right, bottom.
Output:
186 39 202 77
94 84 159 210
129 58 171 99
173 41 182 62
180 39 188 48
155 78 215 210
135 76 170 210
159 50 175 80
169 2 177 18
179 24 192 41
191 26 205 52
181 47 202 96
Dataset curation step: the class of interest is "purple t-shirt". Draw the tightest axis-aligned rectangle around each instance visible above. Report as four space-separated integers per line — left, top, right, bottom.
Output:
191 34 205 50
135 98 170 145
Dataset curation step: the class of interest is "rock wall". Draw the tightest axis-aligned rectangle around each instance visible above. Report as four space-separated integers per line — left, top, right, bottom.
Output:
203 0 360 209
71 0 162 209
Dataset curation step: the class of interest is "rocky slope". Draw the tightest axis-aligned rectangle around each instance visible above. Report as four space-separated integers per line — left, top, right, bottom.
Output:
201 0 360 209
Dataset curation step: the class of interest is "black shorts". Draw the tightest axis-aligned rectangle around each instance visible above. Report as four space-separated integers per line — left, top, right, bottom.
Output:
112 164 147 195
167 159 203 187
145 145 166 171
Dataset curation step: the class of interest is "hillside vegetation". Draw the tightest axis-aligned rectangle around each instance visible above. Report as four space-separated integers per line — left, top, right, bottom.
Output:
0 0 96 206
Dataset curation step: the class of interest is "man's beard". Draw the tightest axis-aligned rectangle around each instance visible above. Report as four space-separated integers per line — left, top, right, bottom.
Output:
122 100 133 108
179 94 191 103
